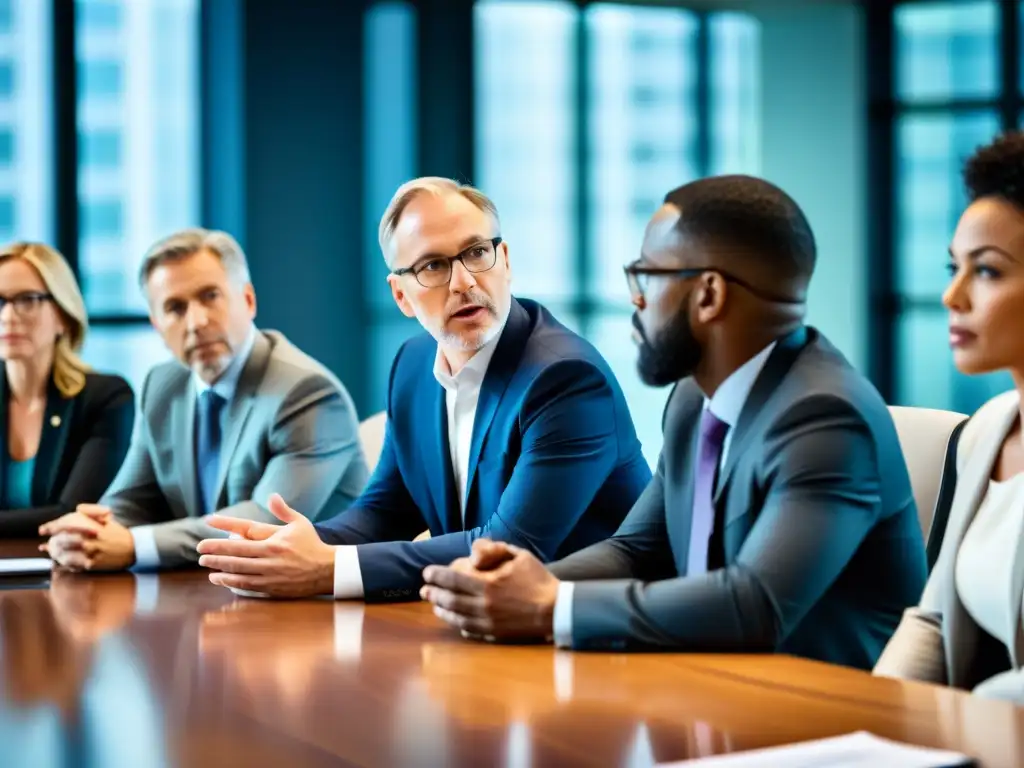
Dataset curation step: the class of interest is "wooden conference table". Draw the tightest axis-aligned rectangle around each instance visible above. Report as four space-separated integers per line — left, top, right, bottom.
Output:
0 540 1022 767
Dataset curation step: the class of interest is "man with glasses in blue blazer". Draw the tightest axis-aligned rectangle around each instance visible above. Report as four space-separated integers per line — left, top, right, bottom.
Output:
197 177 652 602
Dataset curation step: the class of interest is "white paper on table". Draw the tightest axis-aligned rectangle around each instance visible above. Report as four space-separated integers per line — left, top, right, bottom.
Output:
0 558 52 575
656 731 973 768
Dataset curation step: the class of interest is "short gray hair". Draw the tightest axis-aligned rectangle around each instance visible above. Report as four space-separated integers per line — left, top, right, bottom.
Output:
378 177 500 267
139 227 252 294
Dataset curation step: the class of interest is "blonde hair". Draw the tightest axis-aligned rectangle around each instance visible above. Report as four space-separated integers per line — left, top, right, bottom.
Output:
378 177 500 267
0 243 91 398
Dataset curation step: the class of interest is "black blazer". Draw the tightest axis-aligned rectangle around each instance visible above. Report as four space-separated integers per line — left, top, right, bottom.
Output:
0 371 134 536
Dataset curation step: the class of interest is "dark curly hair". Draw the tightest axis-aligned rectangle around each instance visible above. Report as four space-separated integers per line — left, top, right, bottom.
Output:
663 174 816 285
964 130 1024 208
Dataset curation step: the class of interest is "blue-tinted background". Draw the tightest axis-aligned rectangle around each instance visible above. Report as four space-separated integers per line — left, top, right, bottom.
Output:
0 0 1018 467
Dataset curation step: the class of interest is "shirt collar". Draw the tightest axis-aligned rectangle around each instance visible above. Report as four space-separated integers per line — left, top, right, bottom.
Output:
703 340 777 427
194 326 258 402
433 332 503 393
432 303 511 393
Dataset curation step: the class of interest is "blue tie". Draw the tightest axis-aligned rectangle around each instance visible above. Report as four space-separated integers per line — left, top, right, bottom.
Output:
195 389 225 515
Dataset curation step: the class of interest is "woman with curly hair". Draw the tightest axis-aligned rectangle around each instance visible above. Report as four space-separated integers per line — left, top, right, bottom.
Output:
875 130 1024 702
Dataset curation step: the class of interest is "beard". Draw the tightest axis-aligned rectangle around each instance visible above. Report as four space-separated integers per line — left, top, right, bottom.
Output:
634 300 702 387
186 337 234 384
416 291 503 352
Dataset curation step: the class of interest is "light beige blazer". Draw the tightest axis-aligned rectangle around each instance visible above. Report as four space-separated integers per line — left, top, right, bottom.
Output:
874 390 1024 702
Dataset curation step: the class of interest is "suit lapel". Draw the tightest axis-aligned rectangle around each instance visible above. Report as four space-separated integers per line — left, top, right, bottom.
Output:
33 378 75 504
212 333 271 508
936 395 1016 685
1009 507 1024 669
0 374 76 506
671 390 706 574
714 326 809 504
958 397 1022 672
463 300 530 516
0 375 8 503
432 381 460 533
174 380 199 517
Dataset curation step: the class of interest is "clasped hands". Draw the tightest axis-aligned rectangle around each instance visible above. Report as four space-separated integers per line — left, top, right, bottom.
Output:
419 539 561 643
39 496 561 643
38 504 136 571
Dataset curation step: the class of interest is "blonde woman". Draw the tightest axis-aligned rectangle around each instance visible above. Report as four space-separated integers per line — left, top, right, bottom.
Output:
0 243 133 536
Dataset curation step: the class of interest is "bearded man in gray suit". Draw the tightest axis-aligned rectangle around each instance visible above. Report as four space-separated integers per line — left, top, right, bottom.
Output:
41 228 368 571
422 176 928 670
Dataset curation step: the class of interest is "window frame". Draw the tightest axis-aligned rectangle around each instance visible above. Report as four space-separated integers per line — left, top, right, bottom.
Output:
868 0 1022 404
48 0 757 413
571 3 715 339
53 0 201 336
465 1 720 341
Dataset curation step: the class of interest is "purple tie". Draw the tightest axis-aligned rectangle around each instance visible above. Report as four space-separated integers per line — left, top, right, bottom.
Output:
687 409 730 576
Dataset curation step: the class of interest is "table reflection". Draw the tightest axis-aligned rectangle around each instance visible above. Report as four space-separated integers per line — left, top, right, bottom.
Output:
0 590 91 712
0 564 1016 768
48 570 138 642
413 641 732 766
199 598 342 708
0 586 168 768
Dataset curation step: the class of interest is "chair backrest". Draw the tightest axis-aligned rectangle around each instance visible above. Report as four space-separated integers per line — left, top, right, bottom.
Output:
888 405 968 541
358 412 387 474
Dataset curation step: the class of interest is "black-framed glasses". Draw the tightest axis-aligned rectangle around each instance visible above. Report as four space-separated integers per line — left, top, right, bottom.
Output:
623 262 801 305
0 292 53 317
392 237 502 288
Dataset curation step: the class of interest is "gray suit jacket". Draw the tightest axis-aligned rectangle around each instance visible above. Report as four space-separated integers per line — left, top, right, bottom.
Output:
549 327 928 670
103 330 369 567
875 390 1022 701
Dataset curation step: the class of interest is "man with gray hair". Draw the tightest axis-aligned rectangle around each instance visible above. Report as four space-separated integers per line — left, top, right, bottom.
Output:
196 178 651 601
41 228 369 571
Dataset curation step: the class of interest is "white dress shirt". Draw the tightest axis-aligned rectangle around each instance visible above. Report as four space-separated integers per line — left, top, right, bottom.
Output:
129 327 258 570
955 474 1024 653
333 332 504 599
553 341 778 647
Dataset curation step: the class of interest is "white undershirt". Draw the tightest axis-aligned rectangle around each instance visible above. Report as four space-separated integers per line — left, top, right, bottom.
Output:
332 328 504 599
432 339 501 519
956 473 1024 656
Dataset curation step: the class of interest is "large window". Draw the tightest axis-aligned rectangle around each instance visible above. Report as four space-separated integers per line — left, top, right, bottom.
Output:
475 1 760 466
475 1 577 310
363 1 418 406
75 0 199 388
875 1 1018 413
0 1 53 244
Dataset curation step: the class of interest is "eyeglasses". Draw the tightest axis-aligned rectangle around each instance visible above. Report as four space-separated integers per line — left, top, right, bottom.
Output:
623 262 801 305
0 292 53 317
392 237 502 288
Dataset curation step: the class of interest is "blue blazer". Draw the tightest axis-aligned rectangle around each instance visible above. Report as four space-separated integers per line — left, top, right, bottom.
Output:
315 298 652 601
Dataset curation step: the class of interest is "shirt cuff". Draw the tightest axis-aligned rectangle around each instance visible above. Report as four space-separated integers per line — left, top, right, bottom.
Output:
129 527 160 571
333 546 364 600
553 580 575 648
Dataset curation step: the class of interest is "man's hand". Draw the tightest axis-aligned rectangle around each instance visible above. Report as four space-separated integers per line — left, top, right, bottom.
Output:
420 539 560 643
38 504 112 539
197 494 335 599
45 513 136 572
465 539 517 572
